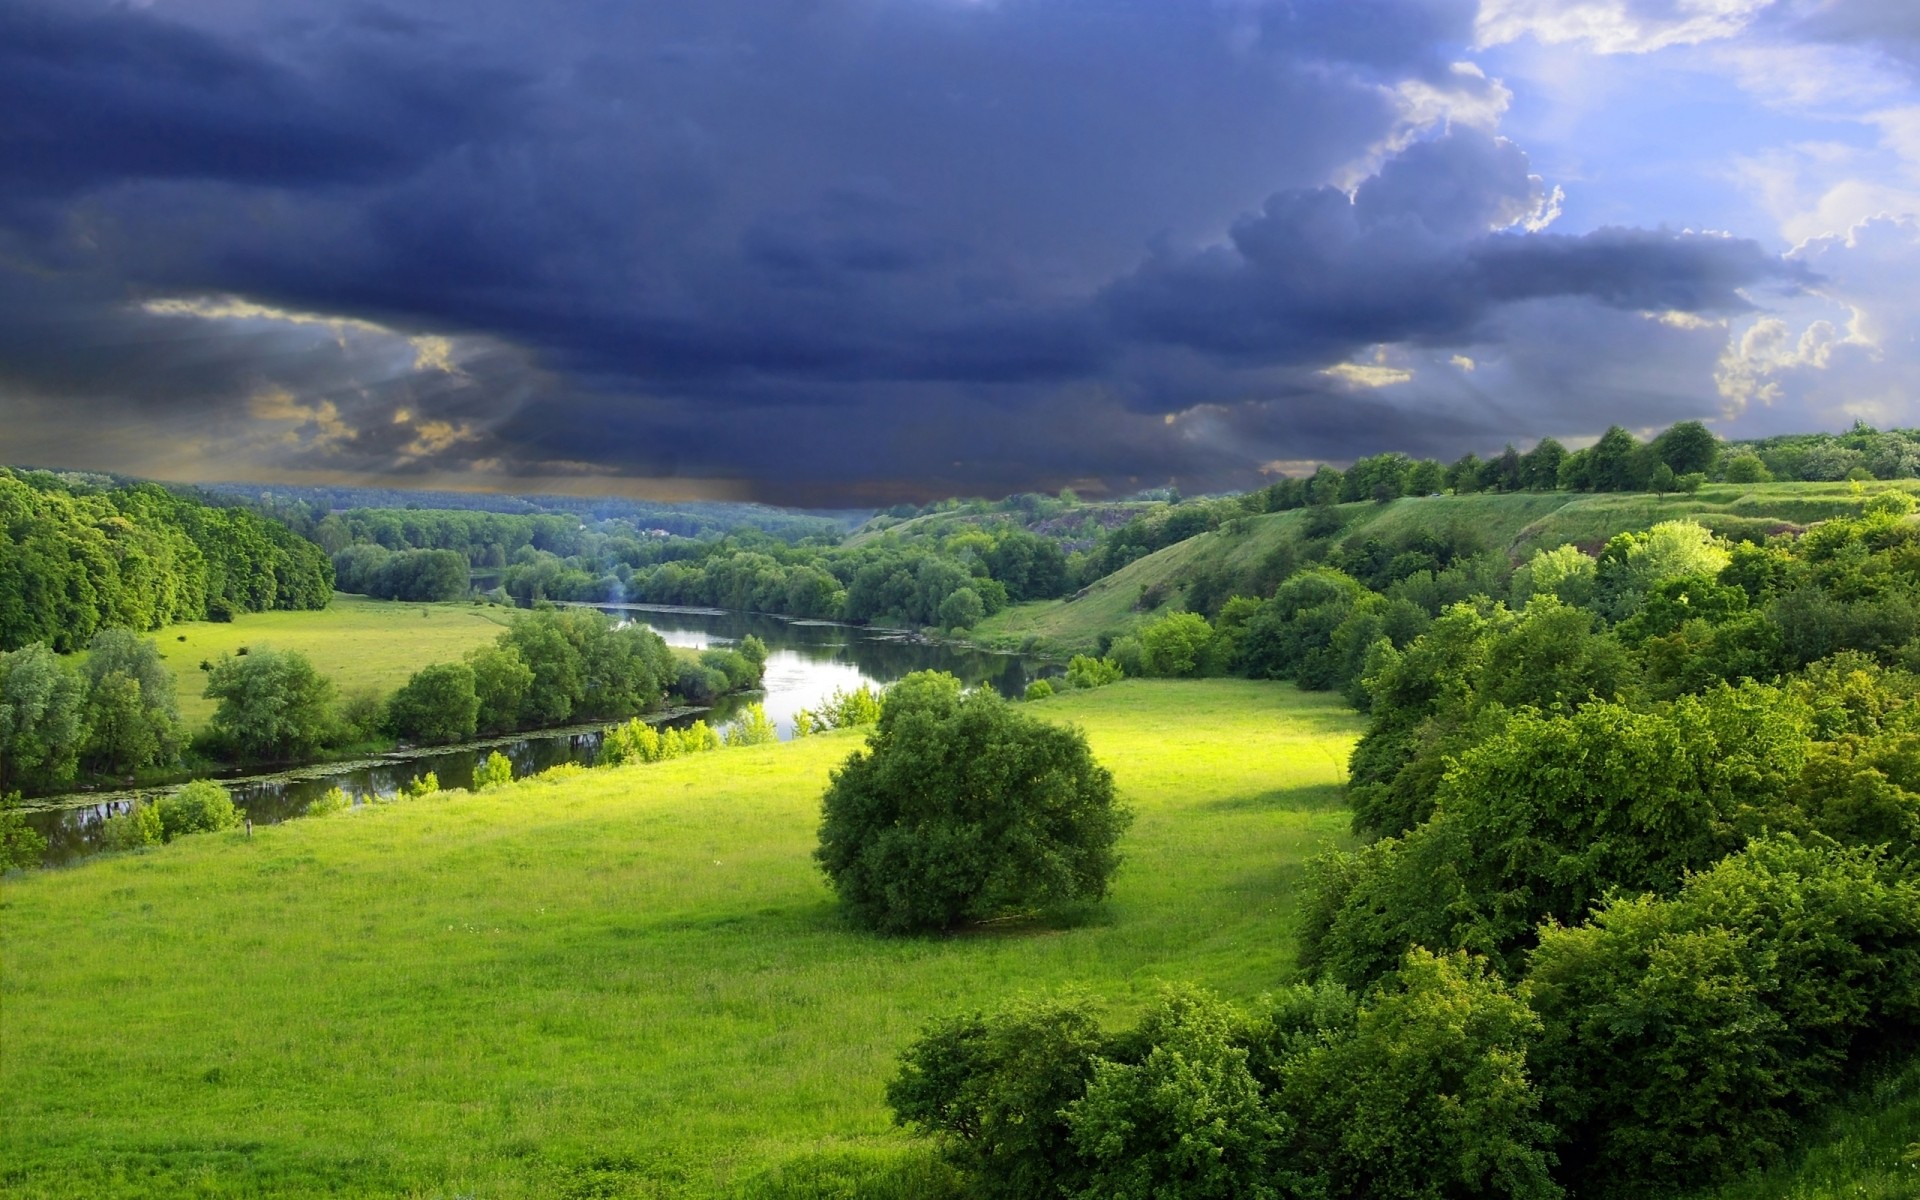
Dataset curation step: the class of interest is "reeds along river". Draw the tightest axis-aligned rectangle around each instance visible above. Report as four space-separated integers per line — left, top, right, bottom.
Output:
22 605 1061 867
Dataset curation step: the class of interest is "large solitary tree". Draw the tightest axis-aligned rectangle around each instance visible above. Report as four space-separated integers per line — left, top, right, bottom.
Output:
815 671 1129 933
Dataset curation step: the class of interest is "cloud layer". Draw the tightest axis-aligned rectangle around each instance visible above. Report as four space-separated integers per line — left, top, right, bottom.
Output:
0 0 1910 502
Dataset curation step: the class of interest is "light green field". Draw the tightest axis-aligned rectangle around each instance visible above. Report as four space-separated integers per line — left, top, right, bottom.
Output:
0 680 1361 1199
140 593 516 730
972 482 1920 654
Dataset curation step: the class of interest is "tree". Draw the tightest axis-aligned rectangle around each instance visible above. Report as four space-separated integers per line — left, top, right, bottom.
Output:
1723 453 1772 483
815 671 1129 933
938 586 985 632
473 751 514 790
1137 611 1217 677
1654 420 1720 476
0 792 46 870
203 647 337 761
81 628 184 775
1587 426 1640 492
0 643 87 792
467 644 534 735
386 662 481 744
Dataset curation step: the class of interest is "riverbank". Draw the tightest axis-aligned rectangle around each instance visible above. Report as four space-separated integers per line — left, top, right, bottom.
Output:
0 680 1362 1197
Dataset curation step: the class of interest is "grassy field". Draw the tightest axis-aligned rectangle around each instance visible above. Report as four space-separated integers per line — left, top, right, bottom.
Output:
971 482 1920 654
136 594 516 731
0 680 1362 1198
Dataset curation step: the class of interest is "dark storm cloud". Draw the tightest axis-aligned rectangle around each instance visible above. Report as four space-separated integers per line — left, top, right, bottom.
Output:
1103 129 1800 365
0 0 1813 501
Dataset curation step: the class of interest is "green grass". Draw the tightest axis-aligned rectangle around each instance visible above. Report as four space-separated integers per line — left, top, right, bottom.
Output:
1704 1058 1920 1200
972 482 1920 654
138 593 516 731
0 680 1362 1199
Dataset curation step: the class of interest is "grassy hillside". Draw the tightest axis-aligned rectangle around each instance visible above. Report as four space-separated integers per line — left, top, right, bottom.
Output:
971 482 1920 655
128 593 516 731
0 680 1361 1199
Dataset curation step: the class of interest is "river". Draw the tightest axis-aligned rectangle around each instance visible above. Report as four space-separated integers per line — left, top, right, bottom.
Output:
21 606 1060 867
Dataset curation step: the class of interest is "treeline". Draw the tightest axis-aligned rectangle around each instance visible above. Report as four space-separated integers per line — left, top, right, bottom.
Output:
0 469 332 652
0 608 763 795
894 492 1920 1197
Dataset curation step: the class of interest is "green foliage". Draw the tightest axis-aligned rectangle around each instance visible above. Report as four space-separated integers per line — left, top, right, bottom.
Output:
1281 950 1561 1200
815 671 1128 932
1510 544 1597 610
203 647 337 762
1723 453 1773 483
497 606 674 727
938 586 985 631
1528 837 1920 1199
399 772 441 799
0 470 331 654
1136 611 1220 677
157 780 241 841
600 717 724 765
1066 988 1289 1200
385 661 481 745
1024 678 1054 701
724 702 779 747
467 644 535 735
1064 654 1125 689
890 995 1110 1199
0 791 47 869
307 785 351 816
99 799 163 851
0 642 88 791
473 752 514 791
80 628 185 775
793 684 885 736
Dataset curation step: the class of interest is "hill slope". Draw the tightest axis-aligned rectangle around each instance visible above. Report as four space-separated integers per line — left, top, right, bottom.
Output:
971 482 1920 654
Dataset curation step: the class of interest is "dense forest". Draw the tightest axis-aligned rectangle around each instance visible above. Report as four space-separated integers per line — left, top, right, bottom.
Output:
0 468 332 653
893 488 1920 1196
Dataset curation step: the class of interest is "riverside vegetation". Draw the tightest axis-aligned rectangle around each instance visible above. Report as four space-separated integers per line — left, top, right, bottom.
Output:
8 424 1920 1196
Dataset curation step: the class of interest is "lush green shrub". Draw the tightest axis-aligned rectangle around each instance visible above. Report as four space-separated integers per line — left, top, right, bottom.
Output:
724 702 778 747
100 800 163 851
157 780 241 840
1528 836 1920 1199
1282 950 1561 1200
890 995 1110 1199
815 671 1128 932
306 786 351 816
1066 988 1288 1200
0 792 47 869
473 752 514 791
1064 655 1124 689
1136 611 1219 677
1024 679 1055 702
385 661 481 745
399 772 440 799
0 643 87 792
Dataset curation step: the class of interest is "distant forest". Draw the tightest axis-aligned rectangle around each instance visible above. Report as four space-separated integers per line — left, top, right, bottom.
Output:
0 469 331 653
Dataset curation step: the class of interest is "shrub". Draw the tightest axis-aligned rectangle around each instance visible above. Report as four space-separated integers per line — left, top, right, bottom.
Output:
100 800 163 851
1064 655 1124 689
0 792 47 869
157 780 241 841
725 702 778 747
385 662 480 745
473 752 514 790
890 995 1110 1198
1024 679 1055 702
815 671 1129 932
306 786 350 816
1137 611 1218 677
399 772 440 799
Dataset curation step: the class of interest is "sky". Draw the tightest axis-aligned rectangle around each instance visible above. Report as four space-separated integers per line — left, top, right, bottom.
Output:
2 0 1918 505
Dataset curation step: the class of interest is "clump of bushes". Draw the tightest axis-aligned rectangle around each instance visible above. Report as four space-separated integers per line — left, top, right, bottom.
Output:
815 671 1129 933
1023 679 1055 702
724 703 778 747
102 780 242 850
599 718 723 765
792 684 885 737
472 752 514 791
1063 655 1123 690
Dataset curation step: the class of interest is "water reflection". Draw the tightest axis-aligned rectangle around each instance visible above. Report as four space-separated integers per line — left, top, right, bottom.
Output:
24 606 1057 867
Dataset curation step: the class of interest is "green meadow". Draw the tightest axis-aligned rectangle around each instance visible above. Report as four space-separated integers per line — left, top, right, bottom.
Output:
0 680 1361 1198
133 594 517 731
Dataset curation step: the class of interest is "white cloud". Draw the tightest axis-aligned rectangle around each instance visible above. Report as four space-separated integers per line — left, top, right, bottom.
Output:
1476 0 1774 54
1716 214 1920 432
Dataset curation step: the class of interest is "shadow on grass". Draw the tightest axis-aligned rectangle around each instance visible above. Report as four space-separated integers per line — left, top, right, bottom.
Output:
1203 782 1350 814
